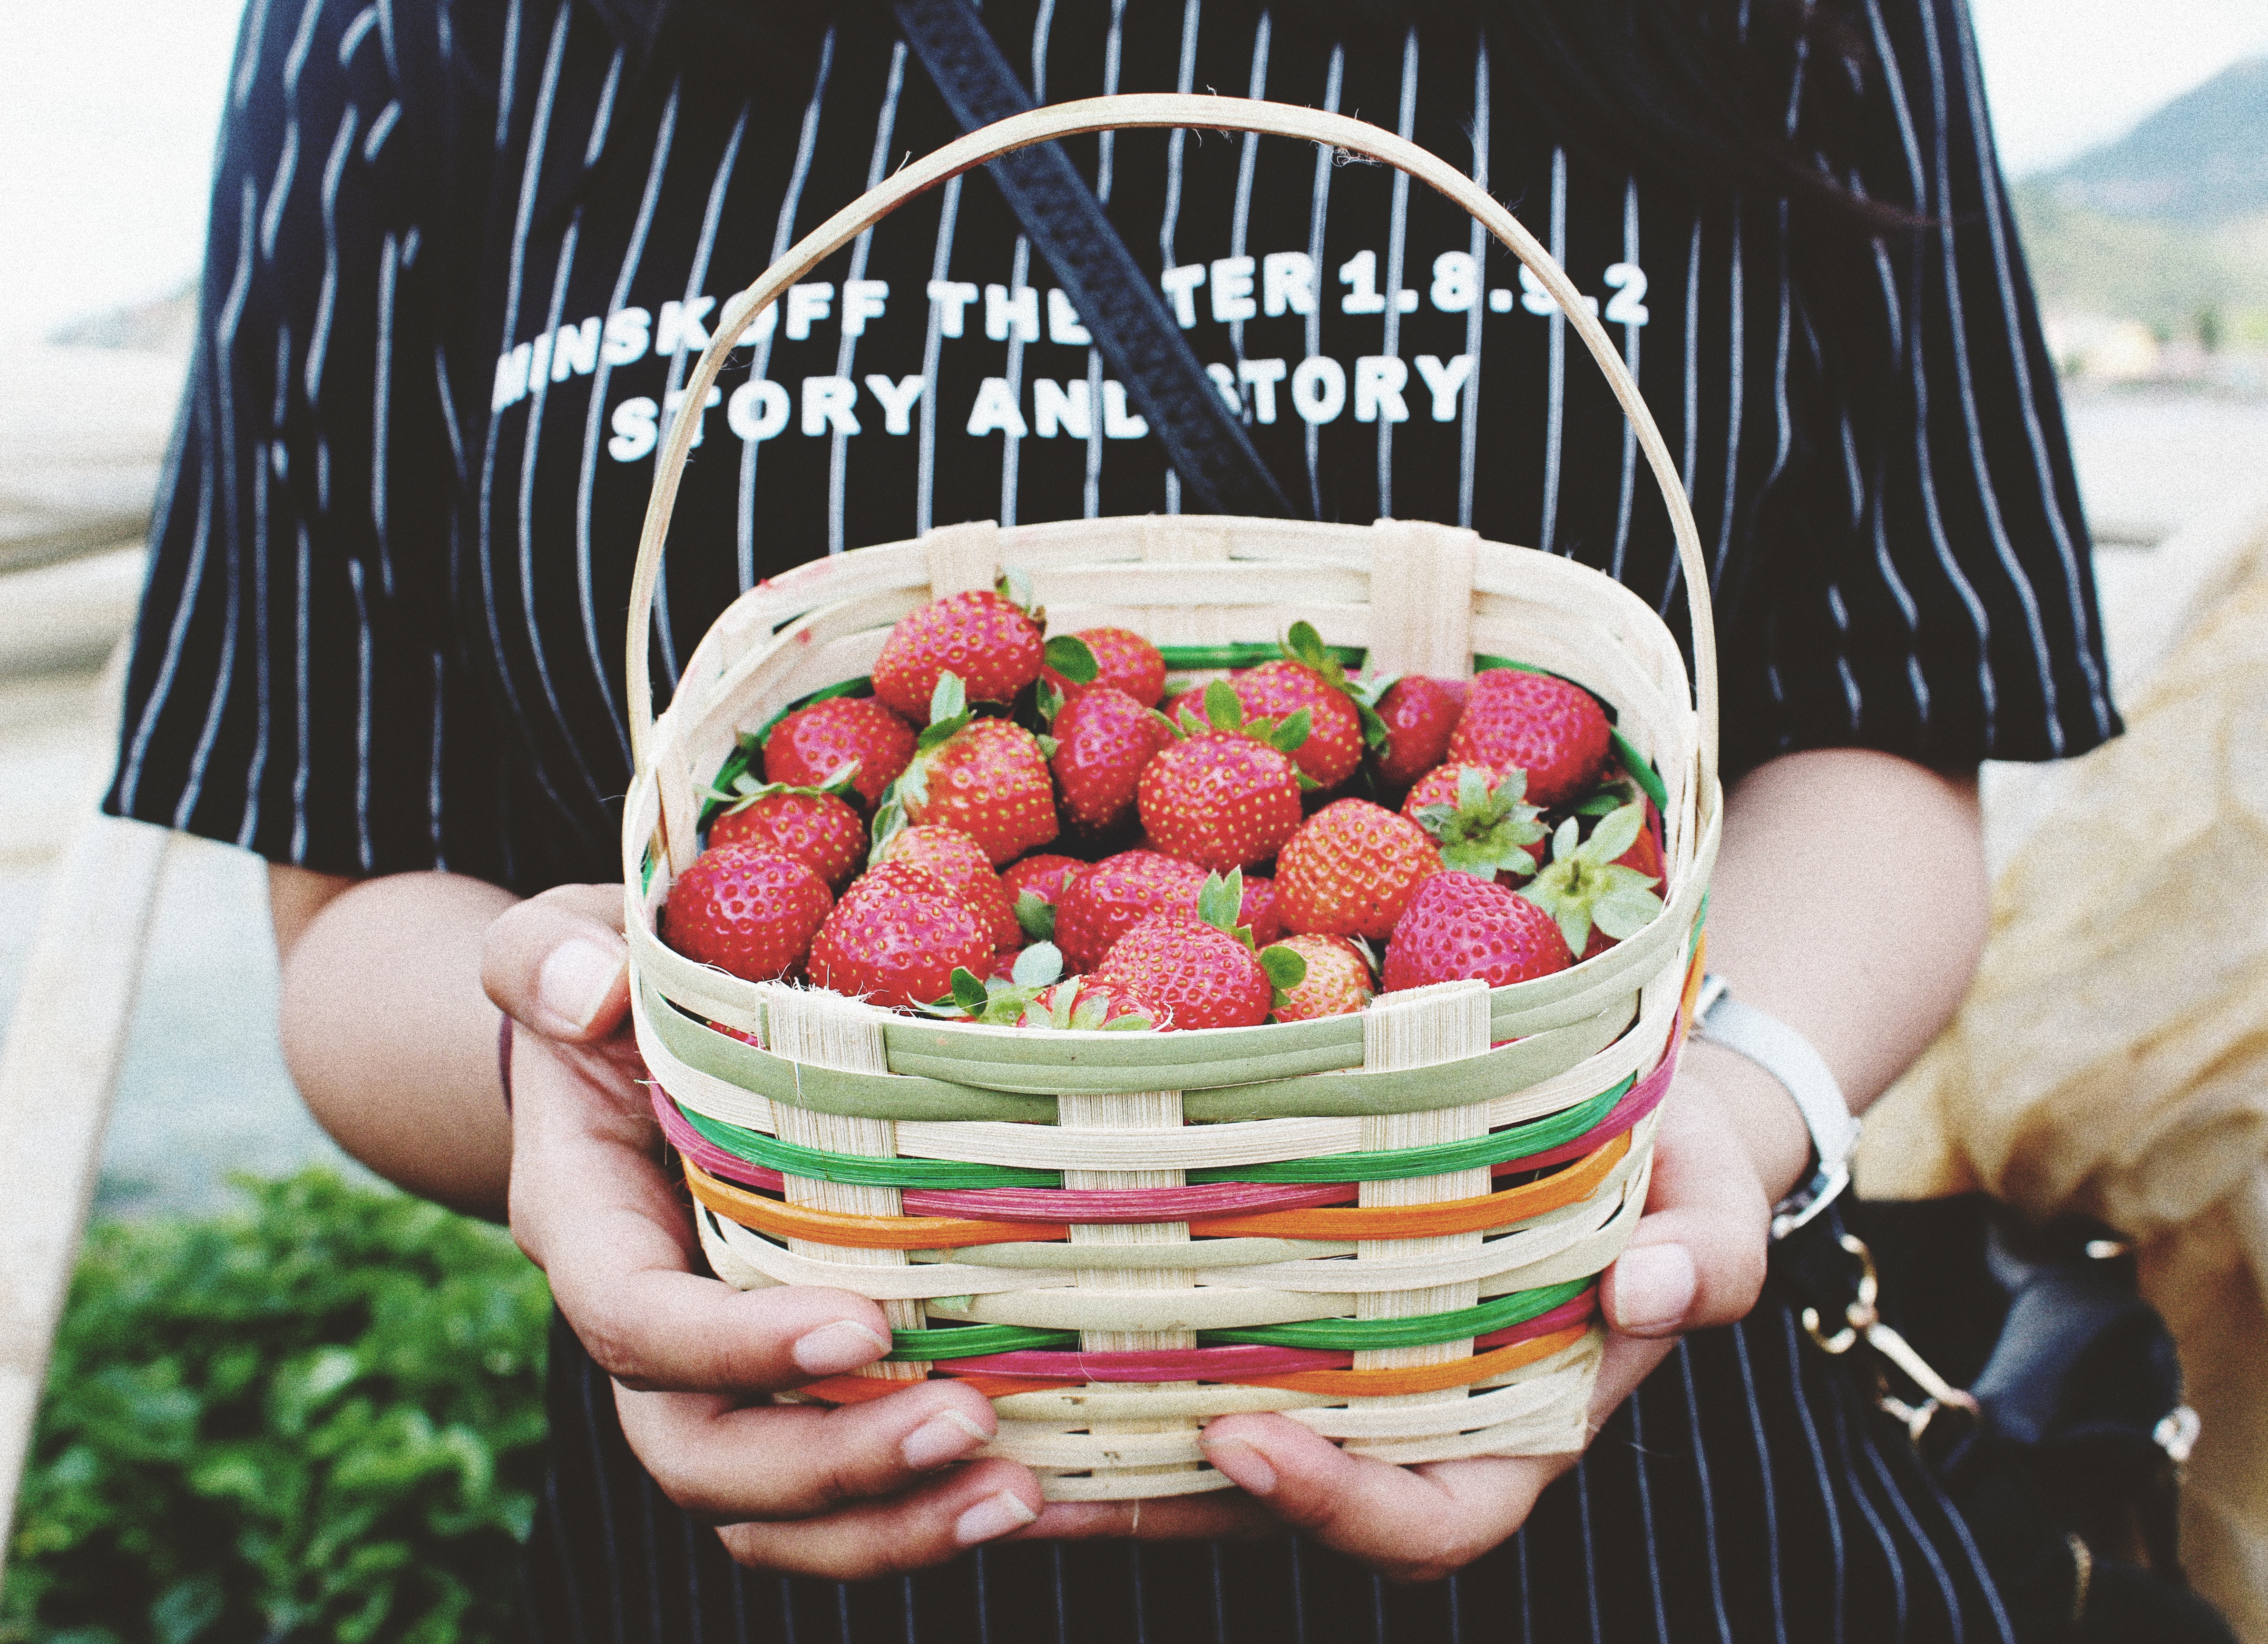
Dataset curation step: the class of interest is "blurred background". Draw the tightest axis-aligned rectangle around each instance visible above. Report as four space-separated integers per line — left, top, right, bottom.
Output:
0 0 2263 1638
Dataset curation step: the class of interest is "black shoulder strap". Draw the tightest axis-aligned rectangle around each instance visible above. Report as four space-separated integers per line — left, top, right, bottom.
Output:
890 0 1300 520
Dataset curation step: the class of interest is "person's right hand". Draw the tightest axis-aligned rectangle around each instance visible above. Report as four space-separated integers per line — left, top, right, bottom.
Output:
481 885 1048 1578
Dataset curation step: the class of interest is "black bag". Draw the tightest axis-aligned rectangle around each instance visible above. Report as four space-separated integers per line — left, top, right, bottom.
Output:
1777 1197 2235 1644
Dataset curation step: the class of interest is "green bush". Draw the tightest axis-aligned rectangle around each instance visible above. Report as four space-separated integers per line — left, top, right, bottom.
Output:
3 1170 551 1644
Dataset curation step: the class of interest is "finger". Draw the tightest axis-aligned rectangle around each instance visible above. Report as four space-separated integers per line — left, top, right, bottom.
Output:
1600 1072 1770 1339
508 1040 895 1394
1017 1489 1282 1544
619 1377 1012 1523
483 883 631 1041
1195 1415 1548 1583
714 1459 1046 1582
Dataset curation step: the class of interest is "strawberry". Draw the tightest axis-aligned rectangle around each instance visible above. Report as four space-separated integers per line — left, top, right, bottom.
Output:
808 861 994 1011
1228 659 1368 790
1239 873 1284 948
1519 802 1666 960
1372 675 1469 789
921 939 1066 1023
707 776 867 890
1447 669 1612 809
1043 626 1165 709
1020 974 1167 1031
662 843 833 983
1406 764 1549 882
763 695 915 812
1051 850 1208 970
880 674 1058 866
1000 853 1090 943
1275 799 1441 939
1049 685 1175 833
1267 933 1376 1022
873 824 1022 949
1383 871 1574 991
1094 871 1305 1031
1138 680 1310 872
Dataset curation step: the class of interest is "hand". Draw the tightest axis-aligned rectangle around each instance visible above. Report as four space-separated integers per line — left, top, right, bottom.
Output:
482 887 1047 1578
1017 1065 1786 1580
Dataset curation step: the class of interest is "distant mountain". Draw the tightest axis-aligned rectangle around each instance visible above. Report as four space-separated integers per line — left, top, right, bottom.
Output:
2033 57 2268 225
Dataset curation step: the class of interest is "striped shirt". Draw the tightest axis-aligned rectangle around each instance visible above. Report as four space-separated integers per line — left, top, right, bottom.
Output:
107 0 2102 1636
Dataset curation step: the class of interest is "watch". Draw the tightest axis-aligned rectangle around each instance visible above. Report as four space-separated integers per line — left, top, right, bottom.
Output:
1691 974 1862 1240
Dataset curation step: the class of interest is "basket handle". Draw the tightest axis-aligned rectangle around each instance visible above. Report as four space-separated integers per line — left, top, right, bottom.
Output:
627 94 1719 783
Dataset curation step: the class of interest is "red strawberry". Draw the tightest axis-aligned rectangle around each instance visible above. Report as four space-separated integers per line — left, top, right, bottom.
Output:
1137 681 1309 873
884 674 1058 866
1383 871 1574 992
1051 850 1208 970
808 861 994 1011
1268 933 1376 1022
1230 659 1367 789
1018 974 1167 1031
1044 626 1166 709
999 853 1089 944
1274 799 1441 939
1405 764 1549 883
1447 670 1612 808
763 696 915 811
1096 916 1278 1030
1239 873 1284 948
871 587 1047 717
708 782 866 889
1050 686 1175 833
873 824 1022 949
1373 675 1469 789
1519 802 1666 961
662 844 833 983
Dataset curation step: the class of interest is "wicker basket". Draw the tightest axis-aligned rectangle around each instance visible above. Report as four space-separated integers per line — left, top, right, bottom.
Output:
619 97 1724 1501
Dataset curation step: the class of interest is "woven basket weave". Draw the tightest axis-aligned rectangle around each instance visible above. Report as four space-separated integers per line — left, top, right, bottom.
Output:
619 97 1724 1501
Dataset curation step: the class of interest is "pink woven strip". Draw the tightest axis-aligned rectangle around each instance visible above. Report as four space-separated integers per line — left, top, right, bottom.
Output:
1492 1021 1685 1177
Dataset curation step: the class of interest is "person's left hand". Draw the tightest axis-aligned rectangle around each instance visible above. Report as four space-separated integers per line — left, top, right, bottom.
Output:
1014 1067 1776 1580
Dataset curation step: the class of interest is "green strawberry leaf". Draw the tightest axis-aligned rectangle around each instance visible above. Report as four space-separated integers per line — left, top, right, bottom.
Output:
997 567 1036 616
1102 1012 1156 1030
950 968 990 1010
1011 942 1064 989
1293 769 1322 792
1043 634 1099 685
1258 943 1309 991
1173 698 1209 736
1353 696 1391 753
1069 988 1110 1031
866 790 909 863
1348 934 1382 975
1593 887 1664 939
1418 768 1548 880
1580 802 1645 867
1203 678 1244 733
1150 706 1185 740
1268 707 1312 753
1036 733 1061 759
1196 869 1245 933
1035 677 1066 723
1550 816 1581 864
1014 890 1057 941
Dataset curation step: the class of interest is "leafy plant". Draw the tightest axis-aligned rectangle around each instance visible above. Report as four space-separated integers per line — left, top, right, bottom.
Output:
3 1170 551 1644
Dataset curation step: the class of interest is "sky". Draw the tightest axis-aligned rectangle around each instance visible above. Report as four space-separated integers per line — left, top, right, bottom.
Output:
1 0 2264 345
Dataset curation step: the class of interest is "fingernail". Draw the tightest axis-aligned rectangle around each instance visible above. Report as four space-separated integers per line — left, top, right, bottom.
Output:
1611 1243 1699 1333
902 1408 990 1471
1200 1436 1277 1497
538 937 625 1031
791 1320 891 1376
953 1489 1037 1546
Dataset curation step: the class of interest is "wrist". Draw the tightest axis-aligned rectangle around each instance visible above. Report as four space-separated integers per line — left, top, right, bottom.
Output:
1681 1038 1815 1206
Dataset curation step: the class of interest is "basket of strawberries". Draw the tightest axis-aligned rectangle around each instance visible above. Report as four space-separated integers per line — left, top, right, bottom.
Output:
618 96 1722 1500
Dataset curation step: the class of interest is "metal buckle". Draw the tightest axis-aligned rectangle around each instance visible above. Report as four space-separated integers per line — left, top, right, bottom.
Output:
1799 1233 1982 1438
1771 1159 1851 1243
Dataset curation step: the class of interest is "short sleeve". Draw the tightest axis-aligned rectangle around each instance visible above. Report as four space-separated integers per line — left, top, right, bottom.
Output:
104 0 512 881
1723 0 2120 773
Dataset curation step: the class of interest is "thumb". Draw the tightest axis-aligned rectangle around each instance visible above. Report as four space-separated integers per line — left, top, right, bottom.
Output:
1600 1072 1771 1338
483 882 633 1043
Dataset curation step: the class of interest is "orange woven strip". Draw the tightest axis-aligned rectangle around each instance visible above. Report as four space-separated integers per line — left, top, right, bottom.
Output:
1680 934 1708 1029
792 1371 1077 1405
684 1159 1070 1246
1184 1131 1630 1240
1236 1323 1597 1396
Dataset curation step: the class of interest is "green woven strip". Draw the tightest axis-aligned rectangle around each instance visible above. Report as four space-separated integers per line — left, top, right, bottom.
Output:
1157 642 1364 671
681 1073 1632 1188
1185 1076 1629 1184
1470 654 1671 813
885 1276 1596 1360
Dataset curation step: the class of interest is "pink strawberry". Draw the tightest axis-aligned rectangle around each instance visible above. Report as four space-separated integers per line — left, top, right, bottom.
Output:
1373 675 1469 789
708 781 866 890
1230 659 1367 789
1384 871 1574 991
999 853 1089 944
1268 933 1376 1022
1447 670 1612 809
1275 799 1441 939
873 824 1022 949
871 586 1047 717
1044 626 1165 708
884 674 1058 866
1518 802 1666 961
1050 685 1175 833
1097 916 1278 1030
662 844 833 983
1239 874 1284 948
1137 681 1309 873
1405 764 1550 883
1051 850 1208 970
763 696 915 812
808 861 994 1011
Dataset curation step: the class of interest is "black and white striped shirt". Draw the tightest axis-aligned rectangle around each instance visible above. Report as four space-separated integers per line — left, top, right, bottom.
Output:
109 0 2115 895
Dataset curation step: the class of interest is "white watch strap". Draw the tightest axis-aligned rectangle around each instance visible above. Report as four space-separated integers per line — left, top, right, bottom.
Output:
1692 977 1862 1243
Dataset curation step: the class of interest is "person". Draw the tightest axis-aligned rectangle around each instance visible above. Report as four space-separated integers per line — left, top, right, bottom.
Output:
108 0 2118 1635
